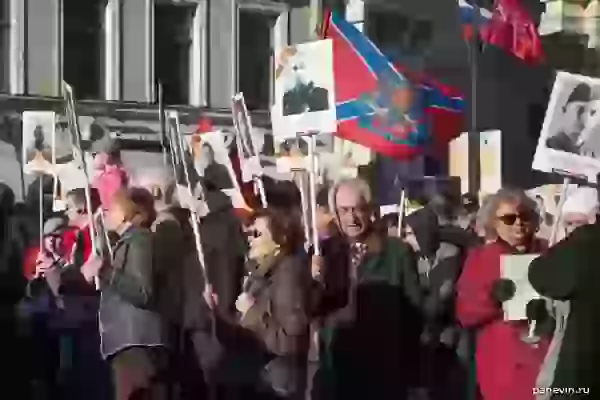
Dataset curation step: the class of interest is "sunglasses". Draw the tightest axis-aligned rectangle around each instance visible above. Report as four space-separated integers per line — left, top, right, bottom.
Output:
246 229 261 239
496 213 531 226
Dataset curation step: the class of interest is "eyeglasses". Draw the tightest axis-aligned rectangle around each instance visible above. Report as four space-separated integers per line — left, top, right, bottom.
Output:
496 213 531 226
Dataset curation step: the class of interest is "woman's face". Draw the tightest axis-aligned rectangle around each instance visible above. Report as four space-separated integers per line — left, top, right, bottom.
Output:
247 217 278 260
92 152 109 171
493 201 534 248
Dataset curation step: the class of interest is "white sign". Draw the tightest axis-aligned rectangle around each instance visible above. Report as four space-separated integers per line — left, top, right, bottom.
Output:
501 253 542 321
22 111 55 175
232 93 263 181
533 71 600 182
272 39 337 138
449 132 469 194
185 131 242 196
480 130 502 194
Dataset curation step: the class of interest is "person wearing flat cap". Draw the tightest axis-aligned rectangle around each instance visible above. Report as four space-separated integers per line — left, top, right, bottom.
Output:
546 83 593 154
28 216 70 298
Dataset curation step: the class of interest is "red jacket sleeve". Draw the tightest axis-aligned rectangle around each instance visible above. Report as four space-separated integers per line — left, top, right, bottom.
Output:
456 246 503 328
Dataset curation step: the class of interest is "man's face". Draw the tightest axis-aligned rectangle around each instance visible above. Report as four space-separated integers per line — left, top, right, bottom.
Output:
335 185 371 240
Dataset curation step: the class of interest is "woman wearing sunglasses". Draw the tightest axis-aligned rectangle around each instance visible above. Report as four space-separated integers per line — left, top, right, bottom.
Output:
456 188 551 400
223 208 310 399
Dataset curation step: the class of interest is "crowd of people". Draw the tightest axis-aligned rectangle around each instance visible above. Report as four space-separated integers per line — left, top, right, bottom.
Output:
0 141 599 400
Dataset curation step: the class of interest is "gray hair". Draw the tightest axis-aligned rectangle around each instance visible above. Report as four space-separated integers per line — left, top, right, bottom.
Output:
328 178 373 214
477 187 540 238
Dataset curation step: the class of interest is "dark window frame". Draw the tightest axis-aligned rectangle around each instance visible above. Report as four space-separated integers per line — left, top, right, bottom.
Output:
0 0 10 93
236 3 286 111
62 0 106 99
365 5 433 64
154 3 195 105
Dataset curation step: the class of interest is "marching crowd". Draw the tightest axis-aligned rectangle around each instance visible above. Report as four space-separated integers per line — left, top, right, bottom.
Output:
0 141 599 400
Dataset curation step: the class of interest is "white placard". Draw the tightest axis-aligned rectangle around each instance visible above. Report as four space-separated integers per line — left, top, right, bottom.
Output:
185 131 242 196
272 39 337 138
533 71 600 182
449 132 469 194
479 130 502 194
22 111 55 175
501 253 542 321
380 204 399 216
232 93 263 181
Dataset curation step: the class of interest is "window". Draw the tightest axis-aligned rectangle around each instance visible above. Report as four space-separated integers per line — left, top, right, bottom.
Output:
366 8 432 63
154 4 194 105
237 10 277 110
0 0 9 92
62 0 104 99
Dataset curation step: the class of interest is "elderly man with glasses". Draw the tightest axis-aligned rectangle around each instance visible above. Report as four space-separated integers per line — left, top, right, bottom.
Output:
309 178 422 400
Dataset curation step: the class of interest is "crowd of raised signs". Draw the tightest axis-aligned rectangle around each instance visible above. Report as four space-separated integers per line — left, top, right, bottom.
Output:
0 140 598 400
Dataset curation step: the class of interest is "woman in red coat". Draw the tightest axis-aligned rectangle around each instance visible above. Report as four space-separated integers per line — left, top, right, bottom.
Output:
456 188 551 400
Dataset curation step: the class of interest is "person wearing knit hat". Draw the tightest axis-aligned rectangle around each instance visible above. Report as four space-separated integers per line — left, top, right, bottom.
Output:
43 216 68 237
561 187 598 235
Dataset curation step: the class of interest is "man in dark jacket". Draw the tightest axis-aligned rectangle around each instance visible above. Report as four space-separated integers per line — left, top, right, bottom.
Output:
311 178 422 400
404 208 468 400
528 215 600 398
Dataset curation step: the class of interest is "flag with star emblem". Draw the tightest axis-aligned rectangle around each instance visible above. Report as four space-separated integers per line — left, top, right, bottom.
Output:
323 11 464 159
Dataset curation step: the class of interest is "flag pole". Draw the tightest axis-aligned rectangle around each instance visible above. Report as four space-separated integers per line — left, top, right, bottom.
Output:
468 0 481 195
467 4 481 400
157 81 169 167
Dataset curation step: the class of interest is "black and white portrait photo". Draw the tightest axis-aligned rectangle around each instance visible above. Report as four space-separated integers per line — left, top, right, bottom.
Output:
545 83 598 156
533 72 600 183
277 47 330 116
22 111 56 175
232 93 256 160
187 131 239 192
272 40 337 137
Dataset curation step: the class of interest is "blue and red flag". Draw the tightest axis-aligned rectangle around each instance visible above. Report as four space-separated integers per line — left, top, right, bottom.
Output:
457 0 544 63
323 11 464 159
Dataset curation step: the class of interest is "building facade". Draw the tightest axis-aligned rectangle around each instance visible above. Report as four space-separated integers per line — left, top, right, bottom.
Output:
0 0 327 107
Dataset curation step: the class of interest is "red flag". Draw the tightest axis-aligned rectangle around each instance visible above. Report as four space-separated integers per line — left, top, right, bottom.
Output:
480 0 544 63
